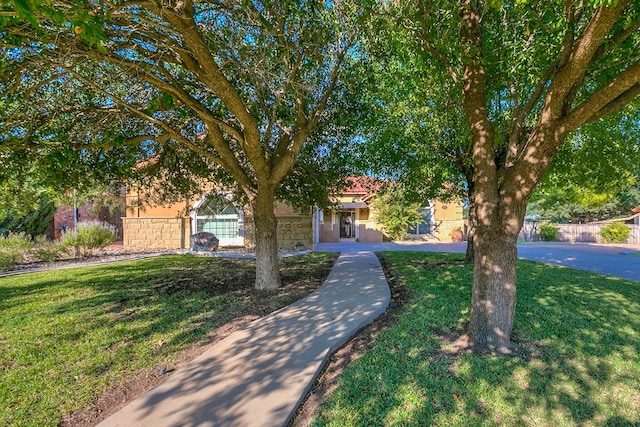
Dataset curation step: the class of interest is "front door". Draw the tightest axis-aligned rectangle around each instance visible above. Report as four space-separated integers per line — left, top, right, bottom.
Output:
339 210 356 239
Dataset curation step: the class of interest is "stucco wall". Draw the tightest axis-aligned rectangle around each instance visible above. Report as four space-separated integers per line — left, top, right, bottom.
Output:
432 200 464 221
123 217 191 249
126 189 192 218
358 224 384 243
431 200 465 241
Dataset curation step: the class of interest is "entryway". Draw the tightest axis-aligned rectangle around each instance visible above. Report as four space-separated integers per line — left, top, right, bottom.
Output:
337 209 356 239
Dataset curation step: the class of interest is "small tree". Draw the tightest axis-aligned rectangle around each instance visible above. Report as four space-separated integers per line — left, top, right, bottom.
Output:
370 185 423 240
600 222 631 244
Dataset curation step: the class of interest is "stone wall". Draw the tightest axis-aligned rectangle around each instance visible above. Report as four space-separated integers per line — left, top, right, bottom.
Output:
122 217 190 249
433 220 464 241
244 215 313 250
277 215 313 249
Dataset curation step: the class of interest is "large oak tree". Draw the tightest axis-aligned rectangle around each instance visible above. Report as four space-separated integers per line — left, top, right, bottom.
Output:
0 0 362 289
358 0 639 350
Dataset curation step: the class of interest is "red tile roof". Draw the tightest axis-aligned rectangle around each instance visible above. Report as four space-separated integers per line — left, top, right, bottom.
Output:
342 176 384 201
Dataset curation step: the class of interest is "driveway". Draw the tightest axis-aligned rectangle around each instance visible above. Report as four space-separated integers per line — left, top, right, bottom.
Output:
314 241 640 282
517 242 640 281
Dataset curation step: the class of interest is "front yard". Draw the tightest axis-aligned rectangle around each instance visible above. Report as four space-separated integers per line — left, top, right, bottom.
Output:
311 252 640 426
0 252 337 426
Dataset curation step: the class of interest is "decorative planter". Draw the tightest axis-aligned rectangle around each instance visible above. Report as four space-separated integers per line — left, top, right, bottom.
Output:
450 228 463 242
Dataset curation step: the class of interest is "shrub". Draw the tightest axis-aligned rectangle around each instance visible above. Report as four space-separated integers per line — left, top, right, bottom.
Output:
369 186 423 241
0 194 56 239
0 232 33 251
600 222 630 244
0 233 34 270
61 221 116 257
0 251 22 271
31 237 67 263
538 222 560 241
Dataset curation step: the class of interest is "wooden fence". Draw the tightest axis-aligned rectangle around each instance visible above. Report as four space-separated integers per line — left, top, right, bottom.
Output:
519 222 640 244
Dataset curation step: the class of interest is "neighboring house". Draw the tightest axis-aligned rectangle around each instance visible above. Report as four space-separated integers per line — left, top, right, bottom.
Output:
122 176 465 250
51 189 126 240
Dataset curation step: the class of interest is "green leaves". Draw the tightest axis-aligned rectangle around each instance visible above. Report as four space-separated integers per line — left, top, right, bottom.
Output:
369 184 425 240
12 0 37 26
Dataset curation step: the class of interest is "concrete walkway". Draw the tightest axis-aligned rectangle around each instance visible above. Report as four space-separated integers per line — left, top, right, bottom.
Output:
98 251 390 427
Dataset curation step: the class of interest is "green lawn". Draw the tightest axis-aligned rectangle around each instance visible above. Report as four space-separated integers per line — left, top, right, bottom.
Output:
313 252 640 427
0 253 337 426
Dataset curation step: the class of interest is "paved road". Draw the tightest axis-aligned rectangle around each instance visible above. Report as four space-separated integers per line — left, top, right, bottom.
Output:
517 243 640 281
315 241 640 282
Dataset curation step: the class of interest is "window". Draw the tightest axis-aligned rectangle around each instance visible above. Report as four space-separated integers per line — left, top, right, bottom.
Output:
407 207 432 235
193 194 243 245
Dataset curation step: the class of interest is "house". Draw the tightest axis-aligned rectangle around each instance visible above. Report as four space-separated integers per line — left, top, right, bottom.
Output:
121 177 465 250
123 186 313 250
314 177 464 243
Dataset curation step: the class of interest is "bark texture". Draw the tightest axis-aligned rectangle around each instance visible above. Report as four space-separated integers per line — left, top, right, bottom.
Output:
252 189 281 290
467 208 520 350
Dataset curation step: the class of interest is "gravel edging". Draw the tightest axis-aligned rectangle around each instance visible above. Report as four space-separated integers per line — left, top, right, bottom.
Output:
0 252 177 278
0 249 315 278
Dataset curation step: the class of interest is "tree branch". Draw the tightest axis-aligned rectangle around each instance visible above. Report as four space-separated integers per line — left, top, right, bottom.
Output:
542 0 629 121
65 67 226 166
416 0 460 85
562 60 640 132
157 4 269 179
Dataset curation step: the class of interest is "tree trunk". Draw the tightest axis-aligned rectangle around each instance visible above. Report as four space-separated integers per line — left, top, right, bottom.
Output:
252 189 281 290
464 227 475 263
464 194 476 264
468 224 518 351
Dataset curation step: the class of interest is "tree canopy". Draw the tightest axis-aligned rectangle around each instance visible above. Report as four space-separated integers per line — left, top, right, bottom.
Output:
346 0 639 350
529 106 640 222
1 0 365 288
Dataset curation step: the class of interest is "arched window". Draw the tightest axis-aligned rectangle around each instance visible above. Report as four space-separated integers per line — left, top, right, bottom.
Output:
192 194 244 246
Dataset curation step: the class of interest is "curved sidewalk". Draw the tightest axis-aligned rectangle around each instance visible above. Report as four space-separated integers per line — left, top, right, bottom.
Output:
98 250 390 427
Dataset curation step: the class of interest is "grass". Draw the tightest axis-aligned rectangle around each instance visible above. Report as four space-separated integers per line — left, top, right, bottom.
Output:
0 252 337 427
312 251 640 427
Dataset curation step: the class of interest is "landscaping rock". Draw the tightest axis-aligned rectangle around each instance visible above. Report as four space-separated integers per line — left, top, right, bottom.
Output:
190 232 219 252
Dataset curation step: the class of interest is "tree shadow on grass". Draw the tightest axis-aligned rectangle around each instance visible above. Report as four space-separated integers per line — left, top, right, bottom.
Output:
0 253 338 426
313 252 640 426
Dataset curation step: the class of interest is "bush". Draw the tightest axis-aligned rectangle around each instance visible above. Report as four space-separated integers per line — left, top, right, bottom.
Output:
0 232 34 251
61 221 116 257
0 251 22 271
538 222 560 241
369 186 423 241
0 233 34 270
600 222 630 244
0 194 56 239
31 237 67 263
